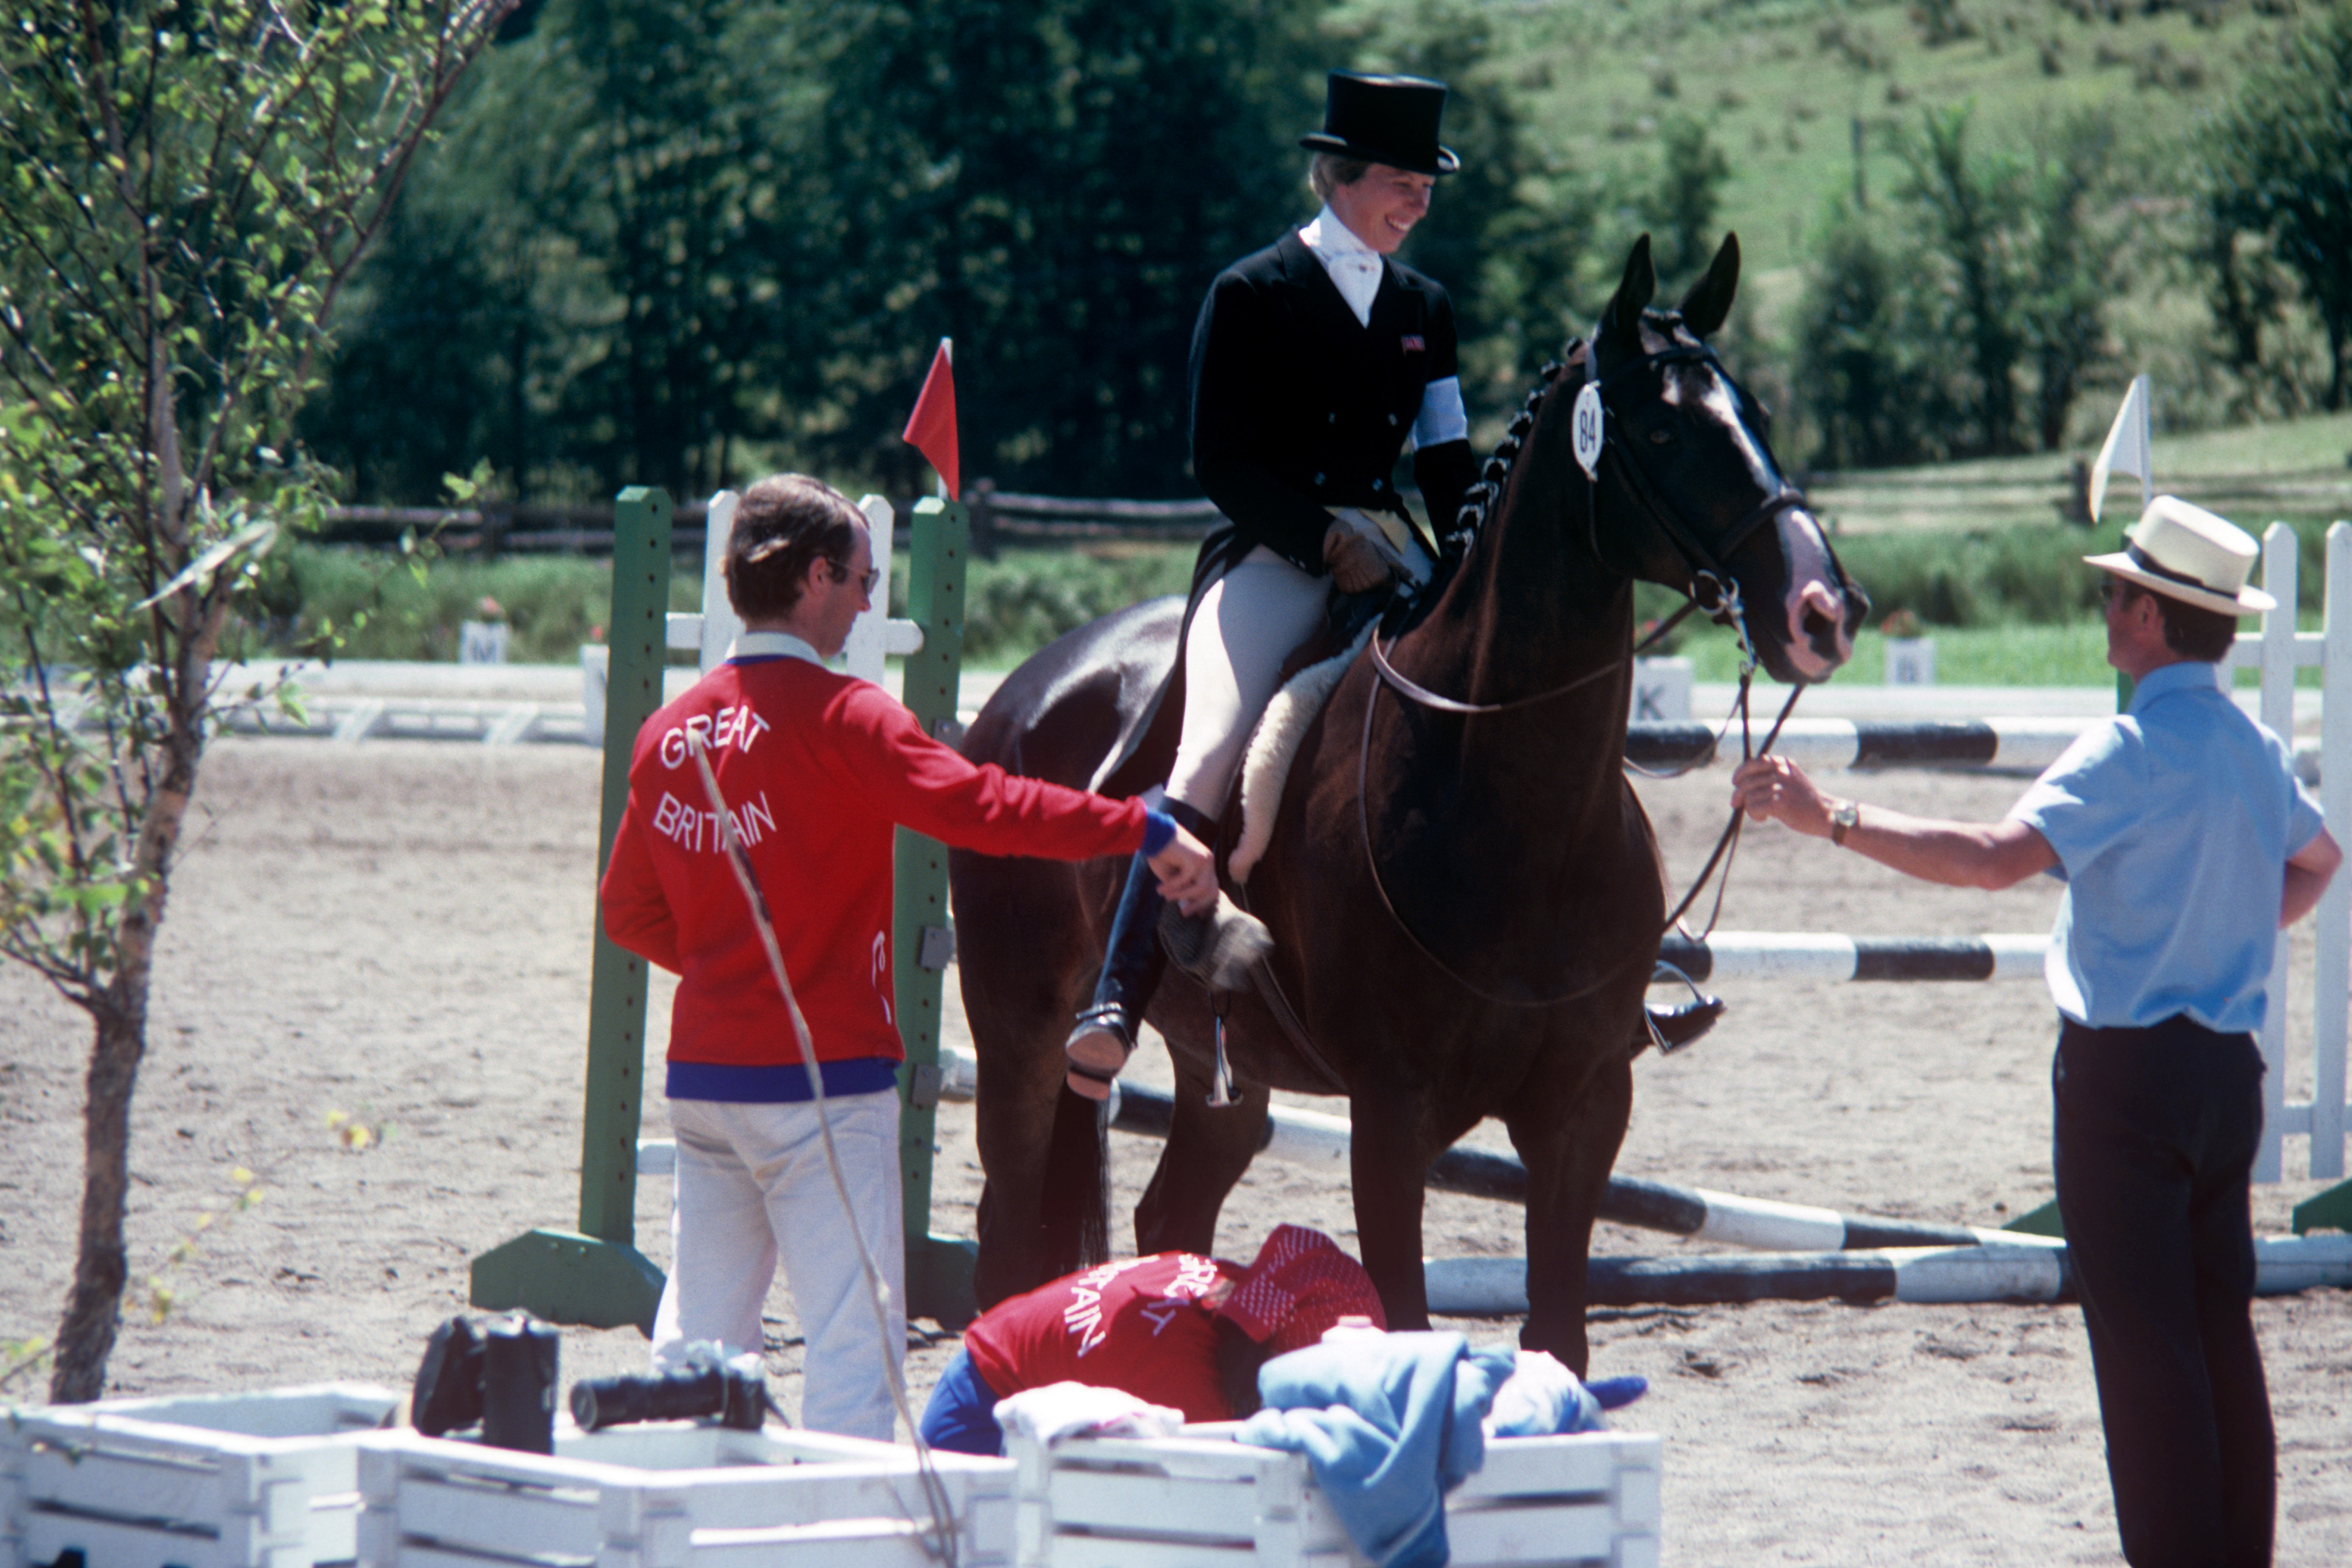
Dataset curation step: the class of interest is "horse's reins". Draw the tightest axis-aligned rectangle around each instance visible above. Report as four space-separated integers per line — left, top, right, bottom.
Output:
1353 342 1812 1009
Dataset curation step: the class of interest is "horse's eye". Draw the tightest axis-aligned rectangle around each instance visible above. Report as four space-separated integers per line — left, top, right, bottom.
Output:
1646 427 1673 446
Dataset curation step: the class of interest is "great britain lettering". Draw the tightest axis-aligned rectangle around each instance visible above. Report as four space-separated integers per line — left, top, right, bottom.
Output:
650 789 777 853
659 703 772 769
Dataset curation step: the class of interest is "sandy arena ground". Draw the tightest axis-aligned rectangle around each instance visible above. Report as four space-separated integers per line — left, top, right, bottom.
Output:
1 737 2346 1565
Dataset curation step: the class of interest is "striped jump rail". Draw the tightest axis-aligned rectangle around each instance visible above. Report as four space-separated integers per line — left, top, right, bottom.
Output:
1627 716 2093 773
1656 931 2048 983
638 1055 2028 1252
1099 1080 2033 1253
1629 714 2321 781
1424 1233 2352 1311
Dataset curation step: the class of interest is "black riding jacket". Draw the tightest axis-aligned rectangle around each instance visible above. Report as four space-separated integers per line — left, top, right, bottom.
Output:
1187 230 1475 570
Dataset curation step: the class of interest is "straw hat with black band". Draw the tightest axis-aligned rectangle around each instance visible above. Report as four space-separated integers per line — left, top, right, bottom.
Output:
2084 494 2274 618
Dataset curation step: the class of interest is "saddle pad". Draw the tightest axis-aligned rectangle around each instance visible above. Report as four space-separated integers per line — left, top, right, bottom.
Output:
1228 619 1376 885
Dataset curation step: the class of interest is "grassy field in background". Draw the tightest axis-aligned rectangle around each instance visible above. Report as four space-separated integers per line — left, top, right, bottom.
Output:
1504 0 2287 289
1808 408 2352 536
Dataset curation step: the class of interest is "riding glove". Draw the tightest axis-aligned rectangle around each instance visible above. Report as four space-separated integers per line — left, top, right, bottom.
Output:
1322 517 1395 594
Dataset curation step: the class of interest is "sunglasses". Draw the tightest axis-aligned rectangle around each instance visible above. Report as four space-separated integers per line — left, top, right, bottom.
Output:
828 560 880 595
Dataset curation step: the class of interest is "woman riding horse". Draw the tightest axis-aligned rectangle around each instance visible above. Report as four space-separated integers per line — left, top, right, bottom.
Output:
1064 72 1708 1101
1062 72 1477 1102
953 229 1866 1362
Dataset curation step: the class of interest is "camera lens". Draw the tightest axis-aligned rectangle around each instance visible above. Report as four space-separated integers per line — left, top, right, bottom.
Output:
570 1355 767 1432
571 1361 723 1431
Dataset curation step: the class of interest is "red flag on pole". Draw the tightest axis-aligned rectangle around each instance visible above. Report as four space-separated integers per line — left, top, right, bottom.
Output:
902 339 959 498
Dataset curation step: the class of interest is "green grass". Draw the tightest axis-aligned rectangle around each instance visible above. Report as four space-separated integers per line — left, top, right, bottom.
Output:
1672 615 2112 685
1806 409 2352 536
1674 614 2327 688
1503 0 2284 287
224 544 705 665
949 544 1195 666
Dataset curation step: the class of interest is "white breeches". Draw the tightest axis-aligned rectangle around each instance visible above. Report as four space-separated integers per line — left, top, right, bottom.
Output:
1165 545 1330 819
651 1092 904 1440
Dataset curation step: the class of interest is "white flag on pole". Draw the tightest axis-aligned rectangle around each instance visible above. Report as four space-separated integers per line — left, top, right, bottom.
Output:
2087 374 2152 524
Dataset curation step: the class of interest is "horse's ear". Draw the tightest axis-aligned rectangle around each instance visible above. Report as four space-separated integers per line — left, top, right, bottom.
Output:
1596 235 1657 363
1676 232 1741 339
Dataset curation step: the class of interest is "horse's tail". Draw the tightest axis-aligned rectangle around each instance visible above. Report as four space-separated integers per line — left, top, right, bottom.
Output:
1037 1087 1111 1279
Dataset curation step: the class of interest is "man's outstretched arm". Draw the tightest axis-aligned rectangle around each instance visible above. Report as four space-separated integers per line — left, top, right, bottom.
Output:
1730 756 2058 891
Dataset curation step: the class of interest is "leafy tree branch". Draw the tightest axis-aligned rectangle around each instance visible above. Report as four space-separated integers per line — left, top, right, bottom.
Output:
0 0 514 1404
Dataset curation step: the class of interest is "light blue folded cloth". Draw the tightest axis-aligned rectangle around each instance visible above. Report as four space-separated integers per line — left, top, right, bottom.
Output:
1239 1331 1517 1568
1482 1349 1649 1436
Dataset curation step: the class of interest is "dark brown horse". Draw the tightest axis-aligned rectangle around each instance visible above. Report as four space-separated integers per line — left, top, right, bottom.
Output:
949 235 1865 1371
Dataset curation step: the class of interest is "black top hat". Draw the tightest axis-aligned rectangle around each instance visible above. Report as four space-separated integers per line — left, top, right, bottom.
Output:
1299 72 1460 177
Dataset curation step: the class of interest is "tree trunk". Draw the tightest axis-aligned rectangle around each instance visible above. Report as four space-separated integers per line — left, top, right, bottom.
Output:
49 991 149 1403
48 599 209 1404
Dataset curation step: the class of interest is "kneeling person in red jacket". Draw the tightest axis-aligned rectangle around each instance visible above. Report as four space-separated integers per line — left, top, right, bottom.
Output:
600 475 1214 1439
920 1224 1385 1454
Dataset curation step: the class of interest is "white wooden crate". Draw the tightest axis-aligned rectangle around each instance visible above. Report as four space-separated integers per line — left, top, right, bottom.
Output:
355 1422 1016 1567
1 1383 402 1568
1008 1426 1660 1568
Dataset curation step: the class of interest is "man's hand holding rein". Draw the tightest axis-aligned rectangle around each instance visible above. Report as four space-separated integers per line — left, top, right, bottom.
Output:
1729 754 2057 893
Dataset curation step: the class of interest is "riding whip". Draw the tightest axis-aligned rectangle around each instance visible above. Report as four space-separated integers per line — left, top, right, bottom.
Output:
683 734 959 1563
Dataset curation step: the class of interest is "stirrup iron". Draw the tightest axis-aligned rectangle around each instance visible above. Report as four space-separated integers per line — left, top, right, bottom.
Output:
1638 961 1724 1057
1206 1007 1237 1108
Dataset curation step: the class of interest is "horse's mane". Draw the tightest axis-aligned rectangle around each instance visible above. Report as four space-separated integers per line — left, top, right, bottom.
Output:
1444 357 1564 553
1409 350 1579 624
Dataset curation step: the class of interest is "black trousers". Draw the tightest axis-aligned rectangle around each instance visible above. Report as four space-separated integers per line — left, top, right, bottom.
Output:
2054 1016 2273 1568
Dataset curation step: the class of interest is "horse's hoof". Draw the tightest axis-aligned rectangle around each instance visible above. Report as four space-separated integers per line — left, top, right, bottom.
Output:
1065 1008 1135 1099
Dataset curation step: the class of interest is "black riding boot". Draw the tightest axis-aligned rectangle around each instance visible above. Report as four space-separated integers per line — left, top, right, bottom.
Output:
1064 851 1169 1099
1064 801 1214 1100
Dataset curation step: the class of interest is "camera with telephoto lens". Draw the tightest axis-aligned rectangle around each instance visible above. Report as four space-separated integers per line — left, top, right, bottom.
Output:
570 1344 771 1433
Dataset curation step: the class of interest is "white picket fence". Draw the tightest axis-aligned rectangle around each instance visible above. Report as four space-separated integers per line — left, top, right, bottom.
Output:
2221 522 2352 1182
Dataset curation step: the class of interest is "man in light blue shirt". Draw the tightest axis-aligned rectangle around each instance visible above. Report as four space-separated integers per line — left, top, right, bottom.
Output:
1731 495 2338 1568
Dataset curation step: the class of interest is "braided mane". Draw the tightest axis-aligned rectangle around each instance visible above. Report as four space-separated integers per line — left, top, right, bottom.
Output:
1442 354 1572 559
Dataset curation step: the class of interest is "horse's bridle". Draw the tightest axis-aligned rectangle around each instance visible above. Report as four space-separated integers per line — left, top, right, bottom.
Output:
1584 340 1812 609
1353 337 1812 1010
1368 336 1806 723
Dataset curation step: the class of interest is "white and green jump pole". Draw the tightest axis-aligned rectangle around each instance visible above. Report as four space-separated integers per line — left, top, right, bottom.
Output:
471 485 979 1331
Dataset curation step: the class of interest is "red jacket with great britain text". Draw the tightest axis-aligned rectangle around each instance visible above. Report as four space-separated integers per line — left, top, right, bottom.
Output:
963 1253 1247 1422
600 651 1146 1078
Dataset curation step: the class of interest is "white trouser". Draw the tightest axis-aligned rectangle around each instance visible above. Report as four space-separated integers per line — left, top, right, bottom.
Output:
652 1092 904 1440
1165 545 1331 818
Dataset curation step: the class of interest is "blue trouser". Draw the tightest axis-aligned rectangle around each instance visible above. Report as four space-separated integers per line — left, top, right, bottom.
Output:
918 1346 1006 1457
2054 1016 2273 1568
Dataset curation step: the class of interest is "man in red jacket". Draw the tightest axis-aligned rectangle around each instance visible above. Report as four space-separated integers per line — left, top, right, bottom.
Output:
601 474 1213 1439
918 1224 1386 1454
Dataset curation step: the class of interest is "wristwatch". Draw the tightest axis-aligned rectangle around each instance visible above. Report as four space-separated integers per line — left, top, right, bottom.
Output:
1829 799 1859 847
